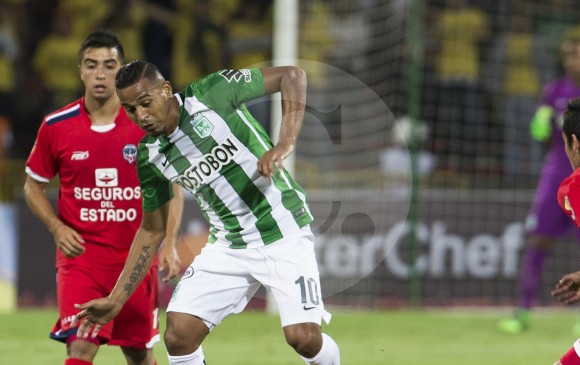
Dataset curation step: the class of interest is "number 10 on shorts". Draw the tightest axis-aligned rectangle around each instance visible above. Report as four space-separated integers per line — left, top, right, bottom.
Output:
295 276 320 308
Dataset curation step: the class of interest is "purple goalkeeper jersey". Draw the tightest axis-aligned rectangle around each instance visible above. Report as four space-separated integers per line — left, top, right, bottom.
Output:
529 77 580 237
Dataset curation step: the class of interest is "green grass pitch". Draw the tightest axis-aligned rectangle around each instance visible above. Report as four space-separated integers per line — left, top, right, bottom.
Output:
0 308 578 364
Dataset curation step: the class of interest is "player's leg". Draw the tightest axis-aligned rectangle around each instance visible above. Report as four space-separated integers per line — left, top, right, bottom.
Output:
53 265 113 364
66 338 99 364
558 339 580 365
256 227 340 364
164 244 260 364
519 235 555 310
498 234 554 334
120 347 155 365
164 313 209 364
283 323 340 364
109 267 160 365
499 171 569 334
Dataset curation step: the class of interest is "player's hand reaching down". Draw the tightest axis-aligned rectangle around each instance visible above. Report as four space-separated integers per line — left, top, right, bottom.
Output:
552 272 580 304
257 143 294 178
72 297 122 339
159 241 181 283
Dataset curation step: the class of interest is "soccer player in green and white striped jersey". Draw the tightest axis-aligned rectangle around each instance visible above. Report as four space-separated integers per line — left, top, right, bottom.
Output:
74 61 340 365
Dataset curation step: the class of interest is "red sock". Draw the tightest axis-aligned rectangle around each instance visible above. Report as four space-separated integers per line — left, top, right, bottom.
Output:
65 359 92 365
561 346 580 365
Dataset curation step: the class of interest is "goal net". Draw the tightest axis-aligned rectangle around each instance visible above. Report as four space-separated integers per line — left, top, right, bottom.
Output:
292 0 580 308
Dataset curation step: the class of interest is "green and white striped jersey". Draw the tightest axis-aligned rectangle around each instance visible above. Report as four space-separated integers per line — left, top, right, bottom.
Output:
137 68 313 248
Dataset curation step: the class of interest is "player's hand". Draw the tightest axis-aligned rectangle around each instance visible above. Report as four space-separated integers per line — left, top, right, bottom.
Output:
257 143 294 179
552 272 580 304
72 297 122 339
52 222 85 257
159 242 182 283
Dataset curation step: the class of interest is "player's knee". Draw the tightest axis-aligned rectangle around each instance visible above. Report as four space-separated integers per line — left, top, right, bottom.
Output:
164 314 207 355
164 325 192 355
283 323 323 358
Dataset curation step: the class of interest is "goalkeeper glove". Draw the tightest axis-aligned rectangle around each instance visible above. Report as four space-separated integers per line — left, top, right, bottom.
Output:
530 105 553 142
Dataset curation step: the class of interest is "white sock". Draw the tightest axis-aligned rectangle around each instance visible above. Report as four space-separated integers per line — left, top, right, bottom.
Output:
167 346 206 365
301 333 340 365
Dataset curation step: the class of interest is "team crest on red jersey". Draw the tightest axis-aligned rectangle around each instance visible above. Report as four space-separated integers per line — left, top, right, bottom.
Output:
95 168 118 187
123 144 137 164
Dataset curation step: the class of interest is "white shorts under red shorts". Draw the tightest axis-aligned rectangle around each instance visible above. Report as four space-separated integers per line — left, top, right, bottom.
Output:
167 226 331 329
51 264 160 349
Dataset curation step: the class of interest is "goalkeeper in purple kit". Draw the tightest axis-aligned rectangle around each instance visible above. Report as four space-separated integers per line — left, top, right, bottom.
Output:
499 33 580 334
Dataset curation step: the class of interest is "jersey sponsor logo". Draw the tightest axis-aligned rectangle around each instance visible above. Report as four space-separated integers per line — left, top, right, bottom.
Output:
303 305 317 311
173 137 239 193
71 151 89 160
74 186 141 201
191 114 214 138
219 69 252 83
95 168 118 187
123 144 137 164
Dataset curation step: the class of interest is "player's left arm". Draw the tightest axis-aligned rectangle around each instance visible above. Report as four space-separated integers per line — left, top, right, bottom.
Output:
257 66 307 178
158 183 184 282
73 201 170 338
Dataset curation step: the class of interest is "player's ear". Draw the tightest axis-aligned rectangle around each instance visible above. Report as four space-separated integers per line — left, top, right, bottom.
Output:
573 134 580 153
161 81 173 98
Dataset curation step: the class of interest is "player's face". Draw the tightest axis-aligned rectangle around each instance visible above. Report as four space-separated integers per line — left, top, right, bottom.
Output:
563 132 580 170
117 78 178 137
562 41 580 81
79 47 122 102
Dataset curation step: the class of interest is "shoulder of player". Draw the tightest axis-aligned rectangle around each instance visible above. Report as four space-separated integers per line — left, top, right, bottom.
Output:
42 99 83 126
561 169 580 196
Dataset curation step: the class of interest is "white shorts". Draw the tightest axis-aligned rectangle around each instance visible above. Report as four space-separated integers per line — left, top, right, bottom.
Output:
167 226 331 329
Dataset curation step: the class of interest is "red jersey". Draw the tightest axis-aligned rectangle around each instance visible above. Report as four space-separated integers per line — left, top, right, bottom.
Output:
26 98 146 269
558 167 580 229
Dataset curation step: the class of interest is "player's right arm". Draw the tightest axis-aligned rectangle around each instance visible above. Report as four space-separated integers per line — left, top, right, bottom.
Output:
73 200 170 338
23 174 85 257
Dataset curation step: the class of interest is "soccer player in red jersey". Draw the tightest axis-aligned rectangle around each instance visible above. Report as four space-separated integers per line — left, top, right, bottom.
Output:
551 98 580 365
23 31 183 365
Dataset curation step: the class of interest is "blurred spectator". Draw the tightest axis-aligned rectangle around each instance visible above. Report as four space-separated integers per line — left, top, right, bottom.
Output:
225 0 272 69
0 2 19 133
142 0 175 79
226 0 273 132
298 0 334 88
99 0 147 62
326 0 371 75
32 6 82 112
431 0 489 172
533 0 578 57
485 9 554 184
60 0 109 37
171 0 227 90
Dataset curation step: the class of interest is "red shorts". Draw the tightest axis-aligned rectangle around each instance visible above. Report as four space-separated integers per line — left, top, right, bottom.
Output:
51 264 159 349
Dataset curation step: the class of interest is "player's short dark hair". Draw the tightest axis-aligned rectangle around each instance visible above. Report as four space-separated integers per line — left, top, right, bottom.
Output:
116 60 163 90
563 98 580 148
78 30 124 64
